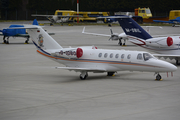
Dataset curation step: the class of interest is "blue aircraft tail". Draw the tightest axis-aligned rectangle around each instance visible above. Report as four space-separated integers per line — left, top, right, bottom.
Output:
32 19 39 25
117 17 152 40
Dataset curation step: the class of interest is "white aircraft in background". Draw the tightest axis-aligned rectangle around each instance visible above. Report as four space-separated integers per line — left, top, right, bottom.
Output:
82 26 164 46
82 27 128 46
113 16 180 65
32 14 81 26
9 25 177 80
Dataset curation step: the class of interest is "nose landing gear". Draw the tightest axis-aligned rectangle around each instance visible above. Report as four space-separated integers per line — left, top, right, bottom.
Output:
155 73 162 81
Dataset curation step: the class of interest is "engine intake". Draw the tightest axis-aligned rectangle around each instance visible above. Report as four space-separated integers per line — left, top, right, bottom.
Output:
167 37 173 46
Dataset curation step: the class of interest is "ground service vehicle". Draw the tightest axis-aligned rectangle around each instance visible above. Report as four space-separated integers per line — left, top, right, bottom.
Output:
115 8 168 23
55 10 109 22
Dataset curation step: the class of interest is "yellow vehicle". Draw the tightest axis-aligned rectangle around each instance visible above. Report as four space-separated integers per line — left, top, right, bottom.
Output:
54 10 109 22
135 7 152 19
169 10 180 20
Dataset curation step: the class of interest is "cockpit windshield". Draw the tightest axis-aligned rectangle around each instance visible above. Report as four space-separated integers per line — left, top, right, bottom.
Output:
146 9 151 14
143 53 153 61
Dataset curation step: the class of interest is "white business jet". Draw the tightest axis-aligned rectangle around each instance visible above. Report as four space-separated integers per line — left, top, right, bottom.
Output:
10 25 177 80
113 16 180 65
82 27 128 46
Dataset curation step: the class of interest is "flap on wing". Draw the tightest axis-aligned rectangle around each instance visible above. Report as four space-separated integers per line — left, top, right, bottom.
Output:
55 67 106 72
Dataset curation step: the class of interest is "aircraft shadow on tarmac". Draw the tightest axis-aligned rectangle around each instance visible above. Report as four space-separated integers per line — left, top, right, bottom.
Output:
1 42 33 45
49 72 156 84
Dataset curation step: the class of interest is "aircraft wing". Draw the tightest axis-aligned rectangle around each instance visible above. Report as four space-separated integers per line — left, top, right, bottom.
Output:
55 67 106 72
153 20 174 23
82 27 110 37
32 14 82 17
153 54 180 59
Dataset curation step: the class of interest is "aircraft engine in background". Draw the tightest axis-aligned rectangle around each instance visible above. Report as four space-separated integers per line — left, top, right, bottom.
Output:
145 36 178 47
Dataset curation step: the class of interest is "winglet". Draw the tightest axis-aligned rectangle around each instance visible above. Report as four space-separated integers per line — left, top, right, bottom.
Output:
82 27 85 33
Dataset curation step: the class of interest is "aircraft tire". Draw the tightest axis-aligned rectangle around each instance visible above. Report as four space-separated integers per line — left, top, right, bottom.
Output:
107 72 115 76
6 41 9 44
80 73 88 80
156 74 162 81
176 60 180 65
3 40 7 44
25 40 29 44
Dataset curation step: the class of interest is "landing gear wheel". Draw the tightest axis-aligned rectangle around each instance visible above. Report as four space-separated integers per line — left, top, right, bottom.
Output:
3 40 7 44
6 41 9 44
176 60 180 65
118 39 122 46
123 43 125 46
25 40 29 44
80 72 88 80
107 72 115 76
156 74 162 81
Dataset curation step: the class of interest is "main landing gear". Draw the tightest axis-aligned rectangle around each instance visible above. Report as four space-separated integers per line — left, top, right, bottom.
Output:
3 36 9 44
79 71 116 80
118 38 126 46
80 72 88 80
107 72 115 76
176 60 180 65
3 36 29 44
25 37 29 44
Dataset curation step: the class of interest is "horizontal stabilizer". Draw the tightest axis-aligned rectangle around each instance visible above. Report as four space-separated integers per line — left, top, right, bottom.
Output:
82 27 110 37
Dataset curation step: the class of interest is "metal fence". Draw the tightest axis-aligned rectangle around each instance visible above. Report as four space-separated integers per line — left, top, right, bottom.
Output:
0 10 55 20
0 9 170 20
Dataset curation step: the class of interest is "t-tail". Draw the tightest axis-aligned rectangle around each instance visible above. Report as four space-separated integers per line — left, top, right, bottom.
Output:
117 17 152 40
24 25 63 50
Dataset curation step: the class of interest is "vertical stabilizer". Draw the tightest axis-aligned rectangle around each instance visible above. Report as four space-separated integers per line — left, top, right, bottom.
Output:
25 25 63 50
118 17 152 40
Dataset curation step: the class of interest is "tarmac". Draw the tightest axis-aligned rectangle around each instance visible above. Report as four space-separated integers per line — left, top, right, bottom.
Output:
0 21 180 120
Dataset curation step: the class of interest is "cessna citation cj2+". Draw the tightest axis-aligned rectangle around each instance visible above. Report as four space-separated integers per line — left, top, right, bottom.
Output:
114 16 180 65
11 25 177 80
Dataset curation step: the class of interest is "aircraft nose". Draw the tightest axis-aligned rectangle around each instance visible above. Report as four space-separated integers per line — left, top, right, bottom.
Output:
162 60 177 72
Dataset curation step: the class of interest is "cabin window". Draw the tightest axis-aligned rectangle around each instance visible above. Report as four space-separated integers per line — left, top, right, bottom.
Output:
121 54 125 59
143 53 153 61
98 53 102 57
115 54 119 58
127 54 131 59
110 53 113 58
104 53 108 58
137 53 143 60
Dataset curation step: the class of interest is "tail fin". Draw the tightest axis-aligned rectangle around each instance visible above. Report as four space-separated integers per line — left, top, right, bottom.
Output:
25 25 63 50
32 19 39 25
117 17 152 40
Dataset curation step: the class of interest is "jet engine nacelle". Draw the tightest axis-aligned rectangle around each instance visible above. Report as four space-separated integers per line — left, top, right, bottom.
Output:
145 37 173 47
54 48 83 59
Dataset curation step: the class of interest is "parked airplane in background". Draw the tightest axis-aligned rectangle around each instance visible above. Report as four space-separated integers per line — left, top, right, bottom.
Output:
153 17 180 27
0 19 39 44
8 25 177 80
82 27 128 46
111 16 180 65
32 14 81 26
